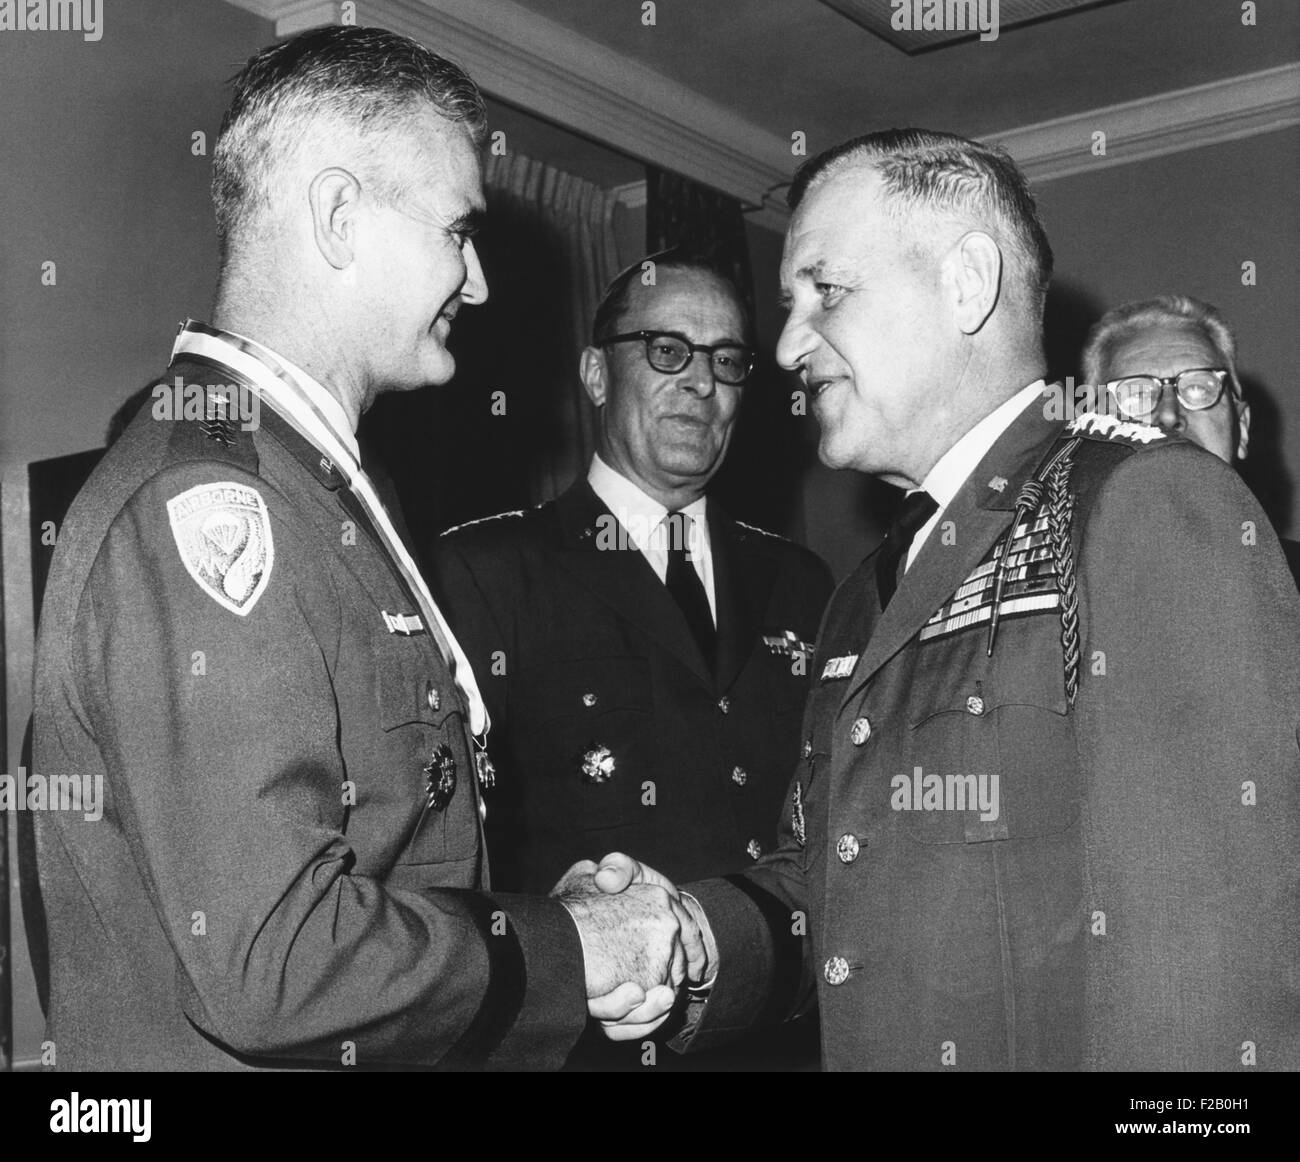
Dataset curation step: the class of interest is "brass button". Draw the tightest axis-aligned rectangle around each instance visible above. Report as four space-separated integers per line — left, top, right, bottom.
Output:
824 956 850 986
582 692 598 707
718 696 731 714
836 834 860 863
745 839 763 860
850 716 872 746
802 739 813 759
966 695 985 716
425 682 440 712
731 765 748 786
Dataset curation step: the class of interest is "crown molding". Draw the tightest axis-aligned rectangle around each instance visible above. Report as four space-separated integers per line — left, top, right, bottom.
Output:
990 62 1300 183
222 2 1298 231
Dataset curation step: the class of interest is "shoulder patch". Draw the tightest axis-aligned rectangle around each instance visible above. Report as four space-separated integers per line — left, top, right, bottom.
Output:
167 481 274 616
440 509 527 537
1066 411 1166 445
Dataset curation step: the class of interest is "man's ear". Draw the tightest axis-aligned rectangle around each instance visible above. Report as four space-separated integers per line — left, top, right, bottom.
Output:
944 230 1002 336
580 346 610 407
309 167 363 270
1236 397 1252 461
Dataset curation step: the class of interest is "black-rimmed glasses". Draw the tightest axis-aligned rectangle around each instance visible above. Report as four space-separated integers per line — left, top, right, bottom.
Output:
602 330 755 386
1105 367 1230 420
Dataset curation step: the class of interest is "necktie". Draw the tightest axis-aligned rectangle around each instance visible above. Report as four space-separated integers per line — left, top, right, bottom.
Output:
876 490 939 610
663 512 715 670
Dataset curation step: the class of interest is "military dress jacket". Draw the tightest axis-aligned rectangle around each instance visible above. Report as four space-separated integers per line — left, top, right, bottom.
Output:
32 356 587 1071
680 396 1300 1071
431 478 834 894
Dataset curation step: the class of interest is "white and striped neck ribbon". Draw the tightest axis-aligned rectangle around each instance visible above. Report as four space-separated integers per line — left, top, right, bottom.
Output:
170 320 489 738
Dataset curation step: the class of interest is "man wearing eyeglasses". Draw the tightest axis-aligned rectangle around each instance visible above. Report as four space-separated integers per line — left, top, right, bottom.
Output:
1082 294 1299 585
432 253 833 1065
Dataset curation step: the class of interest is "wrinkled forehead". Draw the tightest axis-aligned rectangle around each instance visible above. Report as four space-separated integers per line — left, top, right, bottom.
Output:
619 268 746 337
780 168 897 290
1104 323 1225 377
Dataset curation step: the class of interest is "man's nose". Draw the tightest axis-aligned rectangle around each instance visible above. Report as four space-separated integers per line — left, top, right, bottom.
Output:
1151 388 1185 434
776 309 814 372
678 350 717 398
460 238 489 306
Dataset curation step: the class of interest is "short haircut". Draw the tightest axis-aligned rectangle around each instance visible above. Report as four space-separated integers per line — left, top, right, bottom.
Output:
1081 294 1244 399
212 25 487 263
788 128 1054 320
591 248 751 345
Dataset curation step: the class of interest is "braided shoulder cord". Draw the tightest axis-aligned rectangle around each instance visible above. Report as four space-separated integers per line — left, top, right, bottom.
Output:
1046 438 1082 705
985 476 1044 657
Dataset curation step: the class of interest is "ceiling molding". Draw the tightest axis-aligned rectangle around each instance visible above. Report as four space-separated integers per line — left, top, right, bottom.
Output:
991 62 1300 183
222 2 1297 231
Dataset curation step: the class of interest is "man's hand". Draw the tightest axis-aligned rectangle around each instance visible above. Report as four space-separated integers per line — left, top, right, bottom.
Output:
553 853 706 1040
584 852 717 984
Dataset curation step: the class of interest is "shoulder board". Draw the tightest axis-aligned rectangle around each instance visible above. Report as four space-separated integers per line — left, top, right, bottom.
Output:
441 509 528 537
733 518 792 542
1065 412 1166 446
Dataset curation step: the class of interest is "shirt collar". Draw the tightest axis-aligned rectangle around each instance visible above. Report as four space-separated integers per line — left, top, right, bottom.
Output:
587 453 709 553
919 380 1047 510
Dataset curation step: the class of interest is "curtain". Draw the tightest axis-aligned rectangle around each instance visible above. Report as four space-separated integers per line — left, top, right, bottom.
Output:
482 151 621 504
646 165 755 324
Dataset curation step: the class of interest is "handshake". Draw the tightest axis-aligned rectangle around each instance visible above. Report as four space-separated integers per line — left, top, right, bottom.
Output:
552 852 716 1040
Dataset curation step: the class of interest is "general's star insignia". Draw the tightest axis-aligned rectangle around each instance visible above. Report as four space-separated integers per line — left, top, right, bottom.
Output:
167 481 274 616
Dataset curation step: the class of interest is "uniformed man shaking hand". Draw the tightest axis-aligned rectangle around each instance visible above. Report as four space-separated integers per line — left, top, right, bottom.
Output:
591 129 1300 1070
32 24 703 1071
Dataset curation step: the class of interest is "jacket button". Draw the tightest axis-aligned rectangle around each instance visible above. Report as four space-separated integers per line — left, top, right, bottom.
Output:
824 956 850 986
745 839 763 860
850 716 872 745
966 695 985 716
582 692 598 707
718 696 731 714
836 833 860 863
425 682 440 712
731 765 748 786
802 738 812 759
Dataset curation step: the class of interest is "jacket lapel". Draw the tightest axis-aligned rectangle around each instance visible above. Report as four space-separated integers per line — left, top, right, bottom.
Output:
841 396 1065 710
552 480 715 688
710 506 778 693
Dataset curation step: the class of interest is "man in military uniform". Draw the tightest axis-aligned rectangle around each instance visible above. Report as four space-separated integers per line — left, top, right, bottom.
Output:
1082 294 1300 587
31 26 698 1072
432 255 832 1067
434 256 832 894
597 130 1300 1069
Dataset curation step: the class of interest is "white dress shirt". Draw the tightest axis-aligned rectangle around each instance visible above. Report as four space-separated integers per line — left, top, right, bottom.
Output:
587 453 717 625
906 380 1047 569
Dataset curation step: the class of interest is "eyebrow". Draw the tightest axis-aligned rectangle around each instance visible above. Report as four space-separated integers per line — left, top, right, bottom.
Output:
448 207 487 236
777 261 852 308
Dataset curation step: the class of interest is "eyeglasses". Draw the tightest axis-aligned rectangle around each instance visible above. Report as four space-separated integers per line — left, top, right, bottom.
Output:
602 330 755 386
1105 367 1229 420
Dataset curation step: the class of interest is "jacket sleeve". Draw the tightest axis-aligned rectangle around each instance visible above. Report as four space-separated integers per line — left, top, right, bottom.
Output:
73 463 585 1069
1075 443 1300 1070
